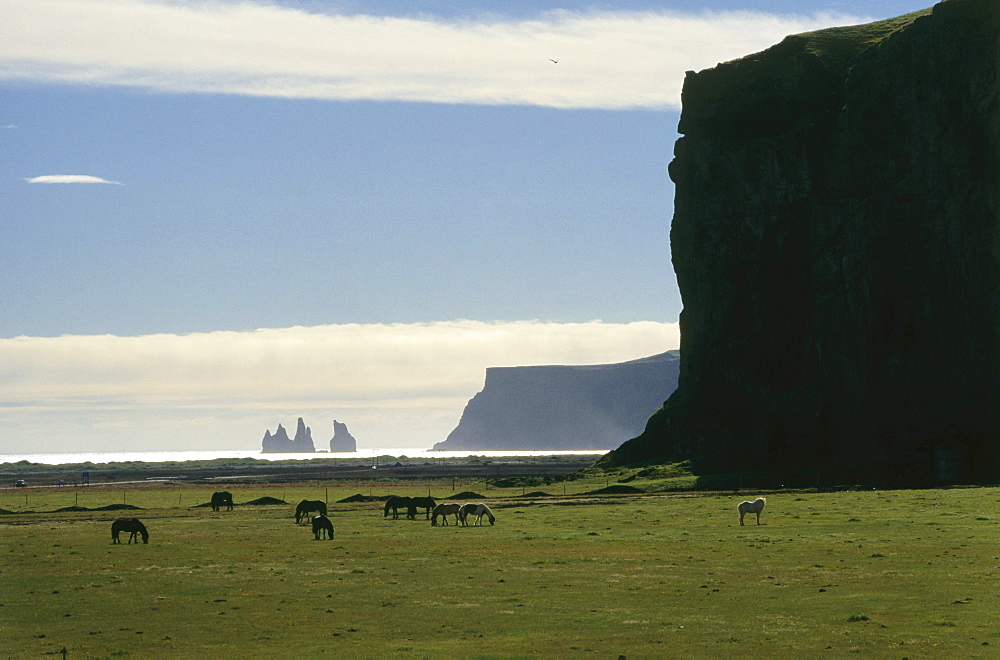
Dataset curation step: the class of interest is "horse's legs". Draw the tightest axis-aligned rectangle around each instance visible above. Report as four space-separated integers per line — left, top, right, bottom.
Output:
756 512 761 525
739 512 745 526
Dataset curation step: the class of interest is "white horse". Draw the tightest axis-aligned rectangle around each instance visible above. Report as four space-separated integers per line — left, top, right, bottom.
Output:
459 503 496 526
738 497 766 525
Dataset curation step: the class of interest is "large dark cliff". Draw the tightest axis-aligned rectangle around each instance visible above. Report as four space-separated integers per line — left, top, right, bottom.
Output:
604 0 1000 485
434 352 679 451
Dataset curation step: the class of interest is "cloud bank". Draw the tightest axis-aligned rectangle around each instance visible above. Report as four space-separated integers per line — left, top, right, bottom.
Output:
22 174 122 184
0 1 866 109
0 320 680 453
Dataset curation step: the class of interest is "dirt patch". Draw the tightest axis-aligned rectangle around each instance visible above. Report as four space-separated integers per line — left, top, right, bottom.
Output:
242 496 287 506
337 493 383 503
446 491 486 500
582 485 644 495
93 503 144 511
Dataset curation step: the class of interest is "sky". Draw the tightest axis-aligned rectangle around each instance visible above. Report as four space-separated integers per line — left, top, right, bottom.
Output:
1 0 936 454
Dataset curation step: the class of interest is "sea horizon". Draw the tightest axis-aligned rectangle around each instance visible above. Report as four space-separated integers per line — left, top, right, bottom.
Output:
0 448 611 466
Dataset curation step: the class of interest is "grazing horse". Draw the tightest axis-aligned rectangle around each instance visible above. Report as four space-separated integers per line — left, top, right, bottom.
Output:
312 514 335 540
410 496 437 520
459 503 496 526
383 496 416 520
431 503 463 526
295 499 327 524
111 518 149 544
211 491 234 512
738 497 766 526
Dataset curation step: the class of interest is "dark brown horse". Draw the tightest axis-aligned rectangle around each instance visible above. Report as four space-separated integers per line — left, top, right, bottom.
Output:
111 518 149 544
383 496 416 520
312 514 335 540
211 491 234 511
296 500 327 524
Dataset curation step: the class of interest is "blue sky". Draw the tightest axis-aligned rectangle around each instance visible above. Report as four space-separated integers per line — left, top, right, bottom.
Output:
1 0 934 454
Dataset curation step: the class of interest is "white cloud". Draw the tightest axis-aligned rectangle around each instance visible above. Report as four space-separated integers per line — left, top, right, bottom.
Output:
0 320 679 453
0 1 867 109
22 174 122 184
2 125 16 129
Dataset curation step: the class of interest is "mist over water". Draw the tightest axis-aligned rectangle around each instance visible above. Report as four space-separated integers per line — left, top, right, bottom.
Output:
0 448 609 466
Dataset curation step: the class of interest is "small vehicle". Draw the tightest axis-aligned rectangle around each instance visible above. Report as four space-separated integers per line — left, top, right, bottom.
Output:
14 480 26 488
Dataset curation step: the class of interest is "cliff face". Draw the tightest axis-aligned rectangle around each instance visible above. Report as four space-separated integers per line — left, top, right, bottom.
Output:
434 352 680 451
605 0 1000 484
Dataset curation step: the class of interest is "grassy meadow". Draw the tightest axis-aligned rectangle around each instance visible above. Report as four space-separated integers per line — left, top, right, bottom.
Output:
2 477 999 657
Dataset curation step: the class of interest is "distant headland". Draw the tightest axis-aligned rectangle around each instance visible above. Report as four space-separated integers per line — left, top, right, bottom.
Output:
433 351 680 451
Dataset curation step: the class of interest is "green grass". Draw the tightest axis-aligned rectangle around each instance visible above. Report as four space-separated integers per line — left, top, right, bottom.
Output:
2 484 999 657
793 7 933 66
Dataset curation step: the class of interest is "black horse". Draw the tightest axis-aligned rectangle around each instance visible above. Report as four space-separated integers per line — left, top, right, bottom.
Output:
410 496 436 520
211 491 234 511
296 499 327 524
312 514 335 540
111 518 149 544
383 496 416 520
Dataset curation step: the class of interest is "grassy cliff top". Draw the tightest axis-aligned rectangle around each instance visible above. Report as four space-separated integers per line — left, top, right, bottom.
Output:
678 5 935 136
789 7 933 67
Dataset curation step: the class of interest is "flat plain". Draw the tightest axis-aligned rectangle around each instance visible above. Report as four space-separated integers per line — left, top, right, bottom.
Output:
2 473 999 657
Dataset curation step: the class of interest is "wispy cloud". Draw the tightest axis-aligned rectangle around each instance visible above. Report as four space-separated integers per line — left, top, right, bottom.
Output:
0 320 679 452
2 125 16 129
22 174 122 184
0 1 866 109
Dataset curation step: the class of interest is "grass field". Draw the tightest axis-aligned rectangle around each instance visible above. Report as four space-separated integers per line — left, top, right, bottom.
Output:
2 479 999 657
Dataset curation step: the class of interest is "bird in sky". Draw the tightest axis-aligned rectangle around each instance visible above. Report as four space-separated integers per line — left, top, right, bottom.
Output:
549 58 559 63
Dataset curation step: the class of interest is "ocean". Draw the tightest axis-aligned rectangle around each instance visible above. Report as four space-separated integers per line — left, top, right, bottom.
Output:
0 448 610 466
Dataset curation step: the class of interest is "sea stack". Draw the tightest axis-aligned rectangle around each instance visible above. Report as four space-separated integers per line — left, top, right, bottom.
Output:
292 417 316 452
261 418 316 453
329 420 357 452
